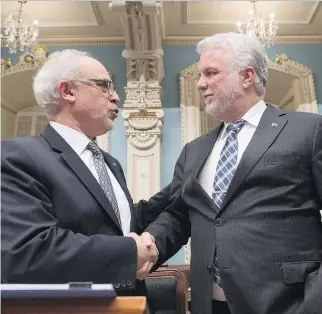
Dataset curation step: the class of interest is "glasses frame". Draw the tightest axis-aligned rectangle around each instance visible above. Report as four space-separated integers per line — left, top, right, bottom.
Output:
72 78 116 96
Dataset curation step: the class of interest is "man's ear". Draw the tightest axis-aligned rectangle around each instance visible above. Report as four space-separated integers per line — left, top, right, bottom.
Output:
241 66 256 89
58 80 75 102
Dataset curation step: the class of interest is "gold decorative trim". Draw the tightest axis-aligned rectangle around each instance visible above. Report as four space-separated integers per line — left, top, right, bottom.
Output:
39 38 125 46
164 36 322 45
3 36 321 48
1 37 125 48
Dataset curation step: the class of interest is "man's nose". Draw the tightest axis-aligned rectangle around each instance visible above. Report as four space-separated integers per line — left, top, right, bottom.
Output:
197 78 207 90
109 91 120 105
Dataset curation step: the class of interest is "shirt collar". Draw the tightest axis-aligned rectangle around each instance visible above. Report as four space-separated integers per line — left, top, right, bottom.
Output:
221 100 266 137
224 100 266 128
241 99 267 127
50 121 91 155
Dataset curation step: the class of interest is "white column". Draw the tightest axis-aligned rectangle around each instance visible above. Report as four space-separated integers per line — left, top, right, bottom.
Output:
110 1 164 201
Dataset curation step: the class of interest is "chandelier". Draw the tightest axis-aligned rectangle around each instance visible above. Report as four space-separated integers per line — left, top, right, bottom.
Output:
236 1 278 47
2 0 39 54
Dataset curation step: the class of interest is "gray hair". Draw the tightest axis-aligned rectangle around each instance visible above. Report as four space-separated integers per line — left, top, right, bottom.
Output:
33 49 92 115
196 32 268 97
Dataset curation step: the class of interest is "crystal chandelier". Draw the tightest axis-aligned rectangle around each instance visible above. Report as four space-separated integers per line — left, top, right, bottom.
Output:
236 1 278 47
2 0 39 54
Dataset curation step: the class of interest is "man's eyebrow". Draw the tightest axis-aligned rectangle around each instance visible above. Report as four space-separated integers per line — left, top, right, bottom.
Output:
89 78 111 82
203 67 220 72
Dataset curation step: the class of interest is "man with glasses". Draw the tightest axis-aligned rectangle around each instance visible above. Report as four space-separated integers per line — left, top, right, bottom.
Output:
1 50 163 301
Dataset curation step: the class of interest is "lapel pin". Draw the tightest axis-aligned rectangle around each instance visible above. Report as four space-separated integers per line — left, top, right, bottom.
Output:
271 122 278 127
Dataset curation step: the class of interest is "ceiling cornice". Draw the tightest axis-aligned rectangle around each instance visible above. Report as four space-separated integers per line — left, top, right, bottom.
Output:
1 37 125 47
163 36 322 45
2 35 322 48
37 37 125 46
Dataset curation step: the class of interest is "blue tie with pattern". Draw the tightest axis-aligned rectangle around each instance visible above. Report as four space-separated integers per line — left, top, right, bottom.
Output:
211 119 245 287
87 141 121 227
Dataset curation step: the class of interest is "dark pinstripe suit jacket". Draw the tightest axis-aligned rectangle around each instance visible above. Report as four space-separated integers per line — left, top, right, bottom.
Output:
1 125 167 302
147 104 322 314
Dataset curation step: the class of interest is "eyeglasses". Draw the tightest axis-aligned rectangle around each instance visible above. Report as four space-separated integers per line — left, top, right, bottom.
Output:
73 78 116 96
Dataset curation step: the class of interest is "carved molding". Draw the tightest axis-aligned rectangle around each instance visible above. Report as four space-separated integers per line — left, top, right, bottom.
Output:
125 84 162 110
164 35 322 45
123 108 164 200
4 36 321 48
270 54 317 111
123 111 163 150
1 38 125 48
1 53 43 77
123 52 164 83
3 36 320 48
122 83 164 200
117 2 164 200
180 55 318 264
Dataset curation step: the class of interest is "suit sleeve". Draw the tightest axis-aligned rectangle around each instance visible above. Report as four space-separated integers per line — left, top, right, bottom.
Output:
144 145 191 265
1 140 138 285
301 115 322 313
312 115 322 206
111 156 173 233
134 184 172 234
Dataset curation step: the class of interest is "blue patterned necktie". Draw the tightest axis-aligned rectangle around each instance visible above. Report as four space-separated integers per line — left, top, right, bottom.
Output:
212 119 245 208
87 141 121 227
211 119 245 287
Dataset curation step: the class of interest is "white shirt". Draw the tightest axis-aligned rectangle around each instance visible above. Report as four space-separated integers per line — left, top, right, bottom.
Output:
50 121 131 235
198 100 267 300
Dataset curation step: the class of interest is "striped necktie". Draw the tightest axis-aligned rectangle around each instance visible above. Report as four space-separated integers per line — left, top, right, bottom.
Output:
211 119 245 287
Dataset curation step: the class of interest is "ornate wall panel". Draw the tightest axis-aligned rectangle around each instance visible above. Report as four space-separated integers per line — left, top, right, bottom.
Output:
110 1 164 200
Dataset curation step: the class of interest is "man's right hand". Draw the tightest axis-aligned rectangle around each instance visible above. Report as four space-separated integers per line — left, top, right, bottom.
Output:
128 232 159 280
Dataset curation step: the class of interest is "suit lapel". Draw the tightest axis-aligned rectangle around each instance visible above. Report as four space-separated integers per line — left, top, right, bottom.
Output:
102 152 133 207
219 105 287 211
189 123 224 215
188 177 218 221
102 152 138 231
41 126 122 231
193 123 224 179
102 153 124 191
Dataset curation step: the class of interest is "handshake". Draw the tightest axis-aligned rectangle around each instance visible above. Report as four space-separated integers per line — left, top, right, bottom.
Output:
128 232 159 281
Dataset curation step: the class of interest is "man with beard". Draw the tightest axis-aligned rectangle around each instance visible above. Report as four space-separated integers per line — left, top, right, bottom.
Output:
143 32 322 314
1 49 162 300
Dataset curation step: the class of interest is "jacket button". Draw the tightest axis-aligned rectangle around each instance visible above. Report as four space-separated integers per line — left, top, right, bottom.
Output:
120 280 126 288
215 218 223 227
113 282 120 289
126 280 132 287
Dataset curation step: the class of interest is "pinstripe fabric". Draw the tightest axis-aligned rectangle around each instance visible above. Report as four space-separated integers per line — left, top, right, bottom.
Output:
212 120 245 287
145 106 322 314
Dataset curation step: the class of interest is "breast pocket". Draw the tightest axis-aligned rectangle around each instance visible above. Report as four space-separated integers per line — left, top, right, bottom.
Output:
282 261 321 284
264 153 303 166
264 153 304 180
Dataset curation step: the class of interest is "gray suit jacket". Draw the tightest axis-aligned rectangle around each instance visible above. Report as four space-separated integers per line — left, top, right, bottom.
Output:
146 105 322 314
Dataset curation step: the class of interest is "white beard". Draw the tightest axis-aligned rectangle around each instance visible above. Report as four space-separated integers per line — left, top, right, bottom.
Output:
104 117 114 132
205 77 244 118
